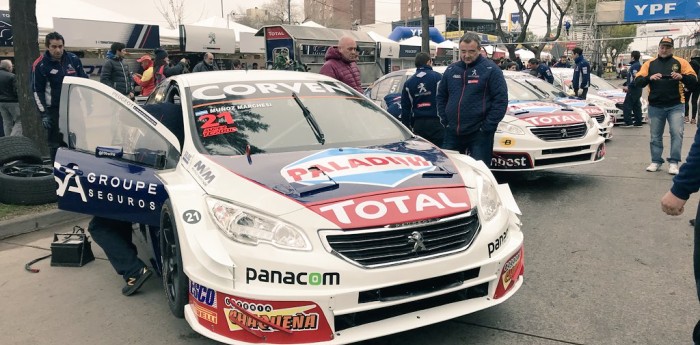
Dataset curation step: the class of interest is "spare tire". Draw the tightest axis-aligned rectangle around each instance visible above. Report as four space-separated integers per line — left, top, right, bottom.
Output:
0 162 57 205
0 136 44 165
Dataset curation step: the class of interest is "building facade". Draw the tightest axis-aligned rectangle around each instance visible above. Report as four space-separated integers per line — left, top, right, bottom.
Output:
401 0 473 20
304 0 375 30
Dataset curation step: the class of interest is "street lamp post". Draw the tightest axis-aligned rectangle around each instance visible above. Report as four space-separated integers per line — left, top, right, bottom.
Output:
221 0 224 18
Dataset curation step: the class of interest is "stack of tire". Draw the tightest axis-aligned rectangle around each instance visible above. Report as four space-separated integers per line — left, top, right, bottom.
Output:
0 136 56 205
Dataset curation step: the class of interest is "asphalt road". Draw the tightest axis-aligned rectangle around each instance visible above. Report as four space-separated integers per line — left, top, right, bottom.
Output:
1 84 697 345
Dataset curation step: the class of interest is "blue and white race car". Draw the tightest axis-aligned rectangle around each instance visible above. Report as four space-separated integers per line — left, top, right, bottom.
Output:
53 71 524 345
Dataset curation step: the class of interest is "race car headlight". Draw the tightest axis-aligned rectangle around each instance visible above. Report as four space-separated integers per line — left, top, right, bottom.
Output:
205 197 311 251
476 171 502 222
497 122 525 135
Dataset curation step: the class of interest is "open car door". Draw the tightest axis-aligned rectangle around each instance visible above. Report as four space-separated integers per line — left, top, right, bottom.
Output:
54 77 181 226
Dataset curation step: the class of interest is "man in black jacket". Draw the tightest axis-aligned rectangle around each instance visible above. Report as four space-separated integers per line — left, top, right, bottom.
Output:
0 59 19 136
192 52 219 73
100 42 133 99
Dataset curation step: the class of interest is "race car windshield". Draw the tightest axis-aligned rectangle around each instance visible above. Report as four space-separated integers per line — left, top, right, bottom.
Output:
519 78 567 99
589 74 618 91
506 79 543 101
189 80 409 155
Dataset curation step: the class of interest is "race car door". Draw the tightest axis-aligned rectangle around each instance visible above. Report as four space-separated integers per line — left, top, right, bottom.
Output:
54 77 181 226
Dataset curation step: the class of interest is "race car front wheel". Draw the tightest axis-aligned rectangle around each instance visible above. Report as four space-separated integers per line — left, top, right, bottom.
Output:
160 199 188 318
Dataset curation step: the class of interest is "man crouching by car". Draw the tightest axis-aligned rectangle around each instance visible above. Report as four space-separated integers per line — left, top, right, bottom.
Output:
436 32 508 165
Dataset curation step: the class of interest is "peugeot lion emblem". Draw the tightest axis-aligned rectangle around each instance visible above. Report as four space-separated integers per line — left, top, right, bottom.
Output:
408 231 426 253
561 128 568 138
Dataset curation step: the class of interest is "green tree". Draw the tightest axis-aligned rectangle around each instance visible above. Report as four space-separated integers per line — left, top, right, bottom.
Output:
601 24 636 65
9 0 45 155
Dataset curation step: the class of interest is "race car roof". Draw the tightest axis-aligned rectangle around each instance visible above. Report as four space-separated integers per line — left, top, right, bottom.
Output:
170 70 344 89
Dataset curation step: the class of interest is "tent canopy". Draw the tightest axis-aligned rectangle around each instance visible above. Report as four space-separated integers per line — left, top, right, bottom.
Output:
400 36 438 48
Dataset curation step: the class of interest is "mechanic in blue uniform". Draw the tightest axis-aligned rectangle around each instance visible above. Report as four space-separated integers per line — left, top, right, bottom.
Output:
401 52 444 146
383 92 402 120
88 102 184 296
32 32 88 161
661 121 700 344
526 58 554 84
621 50 643 127
436 32 508 164
571 47 591 99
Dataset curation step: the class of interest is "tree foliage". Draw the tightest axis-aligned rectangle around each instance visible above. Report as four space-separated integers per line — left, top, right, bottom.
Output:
9 0 45 154
155 0 205 29
601 24 637 64
235 0 303 27
480 0 572 60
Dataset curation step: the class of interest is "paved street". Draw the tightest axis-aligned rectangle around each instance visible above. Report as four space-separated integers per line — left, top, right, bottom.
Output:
1 97 698 344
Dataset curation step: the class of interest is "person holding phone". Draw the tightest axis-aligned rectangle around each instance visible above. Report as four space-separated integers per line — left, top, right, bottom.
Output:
635 37 698 175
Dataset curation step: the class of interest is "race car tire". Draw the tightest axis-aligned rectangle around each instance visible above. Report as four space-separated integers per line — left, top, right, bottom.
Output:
0 162 57 205
160 199 188 318
0 136 44 166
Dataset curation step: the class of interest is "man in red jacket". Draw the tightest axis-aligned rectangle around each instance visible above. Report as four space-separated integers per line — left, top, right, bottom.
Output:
319 36 362 92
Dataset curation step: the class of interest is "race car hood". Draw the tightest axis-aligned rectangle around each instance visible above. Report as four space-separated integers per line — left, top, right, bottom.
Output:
506 101 586 126
554 98 604 115
594 90 626 103
203 138 468 209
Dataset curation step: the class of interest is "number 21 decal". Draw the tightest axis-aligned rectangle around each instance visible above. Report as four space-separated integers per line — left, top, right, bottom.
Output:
183 210 202 224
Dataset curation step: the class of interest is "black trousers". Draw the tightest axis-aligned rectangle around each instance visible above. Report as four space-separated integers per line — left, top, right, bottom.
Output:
623 87 643 126
46 108 61 161
685 90 700 120
87 216 146 281
412 117 445 147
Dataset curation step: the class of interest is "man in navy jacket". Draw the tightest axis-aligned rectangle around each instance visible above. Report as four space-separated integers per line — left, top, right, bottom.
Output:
436 32 508 165
621 50 643 126
661 123 700 344
572 47 591 99
401 52 444 146
527 58 554 84
32 31 88 160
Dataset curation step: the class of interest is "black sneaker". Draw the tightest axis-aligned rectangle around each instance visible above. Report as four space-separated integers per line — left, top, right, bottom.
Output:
122 266 152 296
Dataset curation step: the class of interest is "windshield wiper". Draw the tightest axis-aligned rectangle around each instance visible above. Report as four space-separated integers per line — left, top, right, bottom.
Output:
524 80 549 98
291 92 325 145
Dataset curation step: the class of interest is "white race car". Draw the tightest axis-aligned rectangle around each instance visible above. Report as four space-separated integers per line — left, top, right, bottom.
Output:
366 67 606 171
503 71 614 140
53 71 524 344
550 67 649 124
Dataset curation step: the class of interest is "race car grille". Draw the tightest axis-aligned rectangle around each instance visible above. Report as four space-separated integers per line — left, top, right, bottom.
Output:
529 123 587 141
335 282 489 332
322 211 480 268
542 145 590 155
358 267 480 303
592 114 605 123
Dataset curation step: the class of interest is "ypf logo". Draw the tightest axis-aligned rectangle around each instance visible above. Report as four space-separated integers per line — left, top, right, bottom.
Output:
282 148 436 187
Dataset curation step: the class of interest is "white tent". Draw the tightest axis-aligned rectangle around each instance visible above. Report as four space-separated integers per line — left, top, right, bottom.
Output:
189 17 257 41
400 36 437 48
300 21 326 28
515 49 536 60
438 40 458 49
483 45 506 54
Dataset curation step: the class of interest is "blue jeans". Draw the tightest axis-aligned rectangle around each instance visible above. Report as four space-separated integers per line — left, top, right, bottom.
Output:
87 216 146 281
648 104 684 164
442 129 495 166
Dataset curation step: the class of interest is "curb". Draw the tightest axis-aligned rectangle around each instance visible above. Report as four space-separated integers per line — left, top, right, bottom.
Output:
0 209 90 240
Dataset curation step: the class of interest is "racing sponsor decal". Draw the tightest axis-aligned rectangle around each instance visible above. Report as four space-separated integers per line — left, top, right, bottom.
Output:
194 303 218 324
491 152 533 169
182 151 192 164
192 160 216 185
519 113 584 126
488 230 508 258
54 162 158 210
282 148 435 187
309 187 471 228
494 246 524 299
499 137 516 147
192 81 353 101
197 111 238 138
246 268 340 286
190 281 217 307
580 106 603 115
183 210 202 224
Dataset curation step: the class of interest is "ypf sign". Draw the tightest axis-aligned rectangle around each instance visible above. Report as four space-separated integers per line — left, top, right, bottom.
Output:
624 0 700 22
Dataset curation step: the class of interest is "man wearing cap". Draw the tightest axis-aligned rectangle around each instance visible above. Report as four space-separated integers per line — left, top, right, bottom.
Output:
635 37 697 175
132 55 155 97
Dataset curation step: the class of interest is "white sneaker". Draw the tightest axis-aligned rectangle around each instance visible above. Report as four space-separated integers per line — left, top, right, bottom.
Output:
668 163 679 175
646 163 660 172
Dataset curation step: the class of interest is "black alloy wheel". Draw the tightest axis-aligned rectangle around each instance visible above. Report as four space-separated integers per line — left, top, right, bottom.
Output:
160 200 188 318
